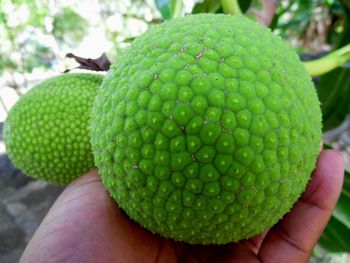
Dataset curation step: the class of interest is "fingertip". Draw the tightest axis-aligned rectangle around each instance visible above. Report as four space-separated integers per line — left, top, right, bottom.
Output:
302 149 344 217
59 168 104 204
258 149 345 263
318 149 344 169
79 168 100 180
68 168 100 187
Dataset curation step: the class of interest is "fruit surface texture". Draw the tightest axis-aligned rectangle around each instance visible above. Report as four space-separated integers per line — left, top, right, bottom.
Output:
4 73 103 184
91 14 322 244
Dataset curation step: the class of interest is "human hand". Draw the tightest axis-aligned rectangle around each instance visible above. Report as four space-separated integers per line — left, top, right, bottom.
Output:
20 150 344 263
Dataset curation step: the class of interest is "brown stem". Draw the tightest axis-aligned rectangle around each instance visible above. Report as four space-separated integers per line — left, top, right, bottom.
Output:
64 53 111 72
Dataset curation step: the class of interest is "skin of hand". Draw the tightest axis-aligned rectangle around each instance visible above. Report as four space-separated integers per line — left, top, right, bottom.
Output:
20 150 344 263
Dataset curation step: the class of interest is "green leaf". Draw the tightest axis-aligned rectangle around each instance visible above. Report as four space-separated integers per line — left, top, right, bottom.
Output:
191 0 251 14
319 171 350 252
52 7 88 47
155 0 172 19
155 0 183 19
343 0 350 10
238 0 252 12
192 0 222 14
323 143 333 150
316 6 350 131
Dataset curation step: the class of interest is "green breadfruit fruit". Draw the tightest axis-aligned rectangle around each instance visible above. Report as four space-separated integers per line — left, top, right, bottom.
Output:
91 14 322 244
3 73 103 184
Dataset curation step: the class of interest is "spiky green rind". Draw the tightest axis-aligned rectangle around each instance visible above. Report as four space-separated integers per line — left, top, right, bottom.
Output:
4 73 103 184
91 14 322 244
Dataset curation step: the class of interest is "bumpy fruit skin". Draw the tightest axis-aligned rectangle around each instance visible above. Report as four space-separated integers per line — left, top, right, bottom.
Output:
3 73 103 184
91 14 322 244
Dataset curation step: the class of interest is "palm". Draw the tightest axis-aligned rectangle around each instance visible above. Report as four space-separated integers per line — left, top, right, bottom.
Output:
21 150 343 263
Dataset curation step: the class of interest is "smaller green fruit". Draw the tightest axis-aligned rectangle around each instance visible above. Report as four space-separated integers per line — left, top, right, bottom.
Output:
3 73 103 184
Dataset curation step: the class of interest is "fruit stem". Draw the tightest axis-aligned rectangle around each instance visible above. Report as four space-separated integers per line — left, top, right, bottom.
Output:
303 43 350 76
221 0 243 15
65 53 111 72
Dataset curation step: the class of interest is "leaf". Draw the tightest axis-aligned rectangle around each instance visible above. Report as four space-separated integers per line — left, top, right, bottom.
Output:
52 7 88 47
316 6 350 132
318 171 350 252
192 0 222 14
155 0 172 19
343 0 350 10
191 0 251 15
22 43 54 72
155 0 184 19
238 0 252 12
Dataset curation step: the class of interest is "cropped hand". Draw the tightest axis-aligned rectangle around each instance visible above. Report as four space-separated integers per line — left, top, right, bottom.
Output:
20 150 344 263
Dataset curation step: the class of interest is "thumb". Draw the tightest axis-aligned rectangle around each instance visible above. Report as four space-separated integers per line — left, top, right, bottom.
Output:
20 170 166 263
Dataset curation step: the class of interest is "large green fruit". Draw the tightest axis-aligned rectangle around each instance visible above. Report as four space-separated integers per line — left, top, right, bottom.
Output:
3 73 103 184
91 14 322 244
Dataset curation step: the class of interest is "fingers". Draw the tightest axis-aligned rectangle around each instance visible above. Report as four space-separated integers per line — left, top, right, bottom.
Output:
20 170 177 263
238 229 269 254
20 170 118 263
258 150 344 263
20 150 344 263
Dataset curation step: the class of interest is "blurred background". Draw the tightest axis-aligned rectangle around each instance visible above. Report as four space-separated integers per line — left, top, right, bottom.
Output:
1 0 350 262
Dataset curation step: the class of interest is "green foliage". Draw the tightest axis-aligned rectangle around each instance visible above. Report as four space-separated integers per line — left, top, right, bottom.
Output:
319 171 350 252
0 0 54 78
0 56 17 75
316 7 350 131
189 0 252 14
52 8 88 46
155 0 183 19
192 0 222 14
6 0 48 29
271 0 345 53
155 0 173 19
21 41 54 72
238 0 253 12
0 0 161 80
